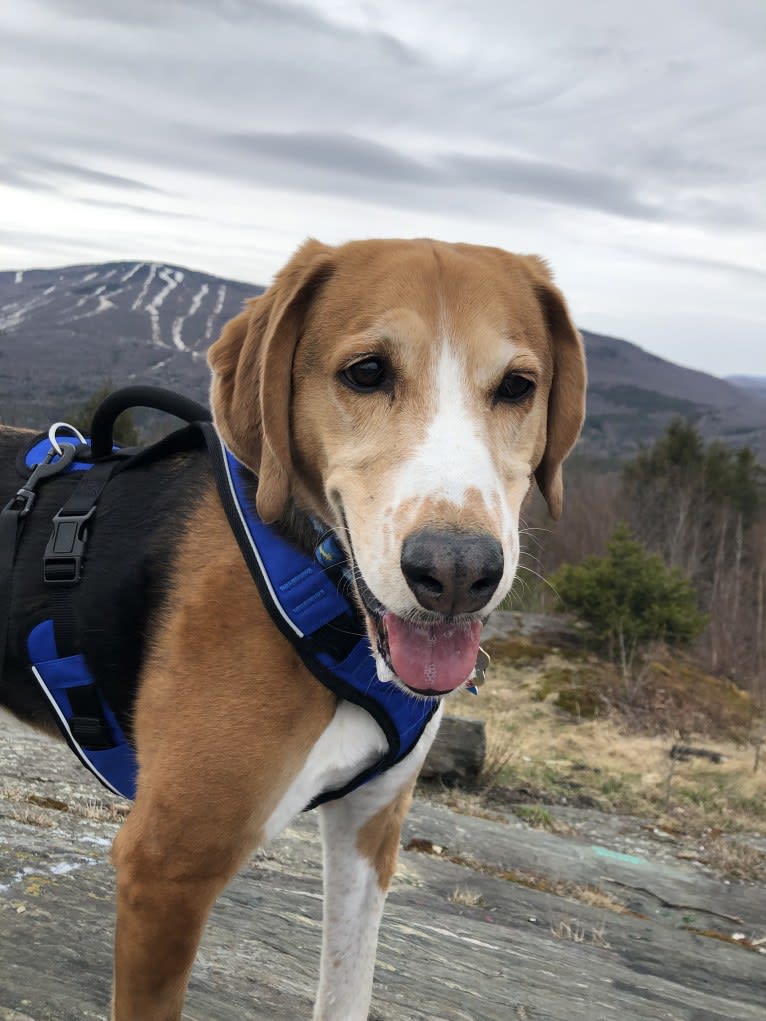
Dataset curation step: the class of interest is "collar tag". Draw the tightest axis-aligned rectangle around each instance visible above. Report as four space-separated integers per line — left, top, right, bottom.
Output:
315 534 345 567
465 646 490 693
474 646 491 682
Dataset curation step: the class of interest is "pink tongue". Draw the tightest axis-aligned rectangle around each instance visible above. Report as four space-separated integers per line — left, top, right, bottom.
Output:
384 613 482 693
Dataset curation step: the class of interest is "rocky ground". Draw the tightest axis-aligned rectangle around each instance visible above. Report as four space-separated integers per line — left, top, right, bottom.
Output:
1 713 764 1021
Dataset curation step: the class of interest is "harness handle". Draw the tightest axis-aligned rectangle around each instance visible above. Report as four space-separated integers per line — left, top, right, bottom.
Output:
90 385 212 458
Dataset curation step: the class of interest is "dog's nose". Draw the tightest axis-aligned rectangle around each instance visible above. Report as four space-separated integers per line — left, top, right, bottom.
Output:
400 529 504 615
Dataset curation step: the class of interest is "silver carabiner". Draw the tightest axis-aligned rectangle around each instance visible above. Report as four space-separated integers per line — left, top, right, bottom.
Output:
47 421 86 457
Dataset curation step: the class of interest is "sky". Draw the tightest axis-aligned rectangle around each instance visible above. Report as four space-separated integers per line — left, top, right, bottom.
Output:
1 0 764 378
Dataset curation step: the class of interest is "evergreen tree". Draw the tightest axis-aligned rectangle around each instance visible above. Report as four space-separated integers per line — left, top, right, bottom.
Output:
65 381 140 447
551 524 706 677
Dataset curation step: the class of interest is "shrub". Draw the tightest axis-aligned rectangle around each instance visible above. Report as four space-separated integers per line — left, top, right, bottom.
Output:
550 525 706 673
65 380 140 447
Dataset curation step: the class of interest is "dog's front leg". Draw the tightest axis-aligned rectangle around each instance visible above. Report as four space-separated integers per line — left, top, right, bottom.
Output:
314 707 442 1021
314 772 415 1021
110 794 254 1021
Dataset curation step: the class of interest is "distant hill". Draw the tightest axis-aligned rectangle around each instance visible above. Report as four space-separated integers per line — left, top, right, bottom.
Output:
2 261 765 461
581 333 766 460
0 262 260 427
727 375 766 403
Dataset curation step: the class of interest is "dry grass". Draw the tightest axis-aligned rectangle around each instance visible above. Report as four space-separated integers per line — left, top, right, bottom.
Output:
480 733 517 791
0 783 31 804
70 799 129 823
426 788 508 822
699 836 766 883
404 837 632 916
447 639 766 837
550 916 610 948
448 886 485 907
5 806 56 828
0 786 128 827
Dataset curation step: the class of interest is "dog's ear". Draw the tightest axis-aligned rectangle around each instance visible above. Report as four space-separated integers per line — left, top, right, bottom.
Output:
524 257 587 520
208 238 335 522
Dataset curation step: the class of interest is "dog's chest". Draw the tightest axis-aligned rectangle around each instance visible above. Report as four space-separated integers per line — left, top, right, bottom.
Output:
263 701 442 840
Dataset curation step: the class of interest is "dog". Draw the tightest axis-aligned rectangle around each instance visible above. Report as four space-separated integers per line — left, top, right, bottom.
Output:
0 238 586 1020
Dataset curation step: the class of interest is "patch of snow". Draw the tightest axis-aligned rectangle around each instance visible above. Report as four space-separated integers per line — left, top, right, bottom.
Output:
102 268 116 279
121 262 144 284
171 316 187 351
14 270 23 284
185 283 210 348
70 284 124 321
150 268 181 312
75 284 105 309
131 356 171 380
0 289 57 331
170 281 210 353
189 283 209 318
43 285 56 295
81 271 98 283
204 284 227 341
132 262 157 311
146 266 180 346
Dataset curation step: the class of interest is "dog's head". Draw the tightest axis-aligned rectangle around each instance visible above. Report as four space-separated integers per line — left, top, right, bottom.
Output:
209 238 586 697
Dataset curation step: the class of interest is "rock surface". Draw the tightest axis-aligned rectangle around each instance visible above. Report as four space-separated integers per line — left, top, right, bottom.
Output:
1 713 765 1021
420 715 486 785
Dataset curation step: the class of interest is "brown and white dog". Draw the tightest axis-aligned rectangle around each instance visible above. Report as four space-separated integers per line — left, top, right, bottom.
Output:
2 238 586 1019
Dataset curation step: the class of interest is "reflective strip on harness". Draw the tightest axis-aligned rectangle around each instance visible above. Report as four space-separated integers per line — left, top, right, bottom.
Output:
27 619 137 799
217 435 438 803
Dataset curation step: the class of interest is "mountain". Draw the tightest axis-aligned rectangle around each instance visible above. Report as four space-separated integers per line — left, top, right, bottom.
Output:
1 261 765 461
581 333 766 460
727 375 766 403
0 262 260 427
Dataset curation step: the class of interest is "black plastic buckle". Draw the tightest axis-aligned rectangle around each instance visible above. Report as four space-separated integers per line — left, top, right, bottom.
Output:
7 486 37 517
43 507 95 584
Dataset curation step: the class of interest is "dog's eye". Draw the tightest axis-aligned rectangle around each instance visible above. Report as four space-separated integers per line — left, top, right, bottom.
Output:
496 373 535 404
341 357 389 392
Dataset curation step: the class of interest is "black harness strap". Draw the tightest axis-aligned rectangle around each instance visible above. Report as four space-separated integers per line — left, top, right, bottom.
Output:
0 499 23 685
67 684 113 750
0 445 77 683
44 460 120 587
90 385 212 459
37 459 124 750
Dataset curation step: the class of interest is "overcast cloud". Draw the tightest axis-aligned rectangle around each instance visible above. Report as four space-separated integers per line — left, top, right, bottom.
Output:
1 0 764 375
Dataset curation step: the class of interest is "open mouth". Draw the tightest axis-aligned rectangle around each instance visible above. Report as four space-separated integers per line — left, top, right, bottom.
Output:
353 565 483 698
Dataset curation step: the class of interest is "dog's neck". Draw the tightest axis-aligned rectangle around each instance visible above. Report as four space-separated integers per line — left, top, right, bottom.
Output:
275 501 330 558
238 469 333 559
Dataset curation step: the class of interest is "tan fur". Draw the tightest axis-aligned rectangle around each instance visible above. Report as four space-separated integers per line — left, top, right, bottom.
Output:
111 488 335 1018
357 781 415 890
208 239 335 521
522 255 588 519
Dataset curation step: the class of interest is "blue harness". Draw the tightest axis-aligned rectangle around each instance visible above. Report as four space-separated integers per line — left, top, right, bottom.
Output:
16 421 439 806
